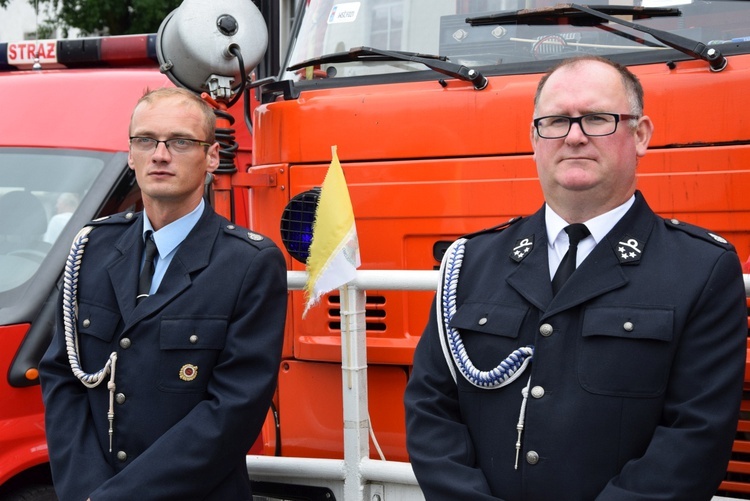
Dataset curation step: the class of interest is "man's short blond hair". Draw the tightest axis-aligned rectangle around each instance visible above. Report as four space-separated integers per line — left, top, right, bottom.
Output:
129 87 217 144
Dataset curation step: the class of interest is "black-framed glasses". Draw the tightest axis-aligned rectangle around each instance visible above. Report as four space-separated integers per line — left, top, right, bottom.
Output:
129 136 213 154
533 113 640 139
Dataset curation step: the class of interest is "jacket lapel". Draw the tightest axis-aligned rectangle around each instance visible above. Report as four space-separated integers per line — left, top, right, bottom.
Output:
507 193 655 318
106 215 144 321
506 213 555 311
122 207 220 330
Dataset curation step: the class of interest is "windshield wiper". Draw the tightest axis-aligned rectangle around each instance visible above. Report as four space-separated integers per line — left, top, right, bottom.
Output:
287 46 488 90
467 4 727 72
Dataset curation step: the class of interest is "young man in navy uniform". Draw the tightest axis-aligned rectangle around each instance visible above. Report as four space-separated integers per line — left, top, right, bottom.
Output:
404 56 747 500
40 88 287 501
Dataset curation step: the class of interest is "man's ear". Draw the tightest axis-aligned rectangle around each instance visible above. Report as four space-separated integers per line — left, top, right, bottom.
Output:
635 116 654 158
206 142 220 173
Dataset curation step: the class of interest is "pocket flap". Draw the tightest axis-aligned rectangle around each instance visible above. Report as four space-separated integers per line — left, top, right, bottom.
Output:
77 302 120 342
449 301 528 338
160 317 228 350
582 306 673 341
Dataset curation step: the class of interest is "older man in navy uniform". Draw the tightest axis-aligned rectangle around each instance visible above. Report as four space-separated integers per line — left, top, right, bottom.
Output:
40 88 287 501
404 56 747 500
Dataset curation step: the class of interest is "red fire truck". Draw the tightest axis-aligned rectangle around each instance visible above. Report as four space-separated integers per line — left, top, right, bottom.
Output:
1 0 750 499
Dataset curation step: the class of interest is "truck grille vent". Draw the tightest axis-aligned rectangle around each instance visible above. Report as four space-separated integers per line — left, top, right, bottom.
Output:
327 294 386 332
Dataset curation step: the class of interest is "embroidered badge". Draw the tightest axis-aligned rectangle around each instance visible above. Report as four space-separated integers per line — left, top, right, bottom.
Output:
617 235 643 264
510 236 534 262
179 364 198 381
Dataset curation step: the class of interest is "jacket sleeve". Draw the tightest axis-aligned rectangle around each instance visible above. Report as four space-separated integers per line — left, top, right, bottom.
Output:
39 288 117 501
404 299 504 501
596 250 747 500
89 245 287 501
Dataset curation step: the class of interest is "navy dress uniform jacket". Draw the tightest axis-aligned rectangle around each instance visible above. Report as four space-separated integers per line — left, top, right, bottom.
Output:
40 205 287 501
404 192 747 501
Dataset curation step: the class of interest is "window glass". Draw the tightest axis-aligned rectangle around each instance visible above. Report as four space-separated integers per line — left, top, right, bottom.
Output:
0 150 105 293
283 0 750 80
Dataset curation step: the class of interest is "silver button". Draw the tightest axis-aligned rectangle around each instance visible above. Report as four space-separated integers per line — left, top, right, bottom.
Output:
478 317 488 326
623 321 634 332
227 224 236 230
526 451 539 464
189 334 199 344
531 386 545 399
115 393 126 404
125 212 134 219
120 338 132 349
116 451 128 461
82 319 91 328
539 323 553 337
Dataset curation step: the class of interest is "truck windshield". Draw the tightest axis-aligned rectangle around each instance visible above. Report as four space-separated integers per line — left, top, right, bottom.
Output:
283 0 750 81
0 149 104 294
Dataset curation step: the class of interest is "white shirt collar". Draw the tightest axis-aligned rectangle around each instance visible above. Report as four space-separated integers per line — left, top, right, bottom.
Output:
545 194 635 250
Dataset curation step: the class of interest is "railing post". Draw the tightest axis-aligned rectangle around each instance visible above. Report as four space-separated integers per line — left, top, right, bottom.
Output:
340 283 369 500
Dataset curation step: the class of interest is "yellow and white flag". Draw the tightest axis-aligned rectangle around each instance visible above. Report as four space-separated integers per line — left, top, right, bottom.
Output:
303 145 361 317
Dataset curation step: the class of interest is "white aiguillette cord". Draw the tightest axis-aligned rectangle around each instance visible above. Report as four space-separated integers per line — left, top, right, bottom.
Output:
62 226 118 452
436 237 534 469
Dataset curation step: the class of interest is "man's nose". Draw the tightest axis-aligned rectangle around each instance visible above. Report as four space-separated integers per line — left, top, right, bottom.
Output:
152 141 172 158
565 121 588 143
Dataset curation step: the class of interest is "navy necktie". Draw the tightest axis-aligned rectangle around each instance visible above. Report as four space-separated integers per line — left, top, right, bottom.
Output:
552 223 590 295
137 231 158 303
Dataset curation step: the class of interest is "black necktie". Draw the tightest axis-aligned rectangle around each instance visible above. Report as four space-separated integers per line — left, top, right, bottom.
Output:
137 231 158 304
551 223 590 295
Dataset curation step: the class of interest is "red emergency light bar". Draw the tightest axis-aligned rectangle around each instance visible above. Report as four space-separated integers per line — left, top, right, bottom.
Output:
0 34 159 70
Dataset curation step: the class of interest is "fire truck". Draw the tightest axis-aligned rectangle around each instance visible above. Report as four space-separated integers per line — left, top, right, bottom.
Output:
2 0 750 499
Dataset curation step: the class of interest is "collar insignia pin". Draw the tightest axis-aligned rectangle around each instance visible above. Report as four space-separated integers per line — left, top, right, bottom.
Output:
616 235 643 264
510 236 534 262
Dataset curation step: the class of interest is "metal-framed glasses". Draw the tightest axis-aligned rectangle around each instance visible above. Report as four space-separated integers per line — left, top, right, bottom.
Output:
129 136 213 154
533 113 640 139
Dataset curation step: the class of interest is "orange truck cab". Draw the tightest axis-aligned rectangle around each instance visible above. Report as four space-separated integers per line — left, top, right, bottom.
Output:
248 0 750 498
1 0 750 499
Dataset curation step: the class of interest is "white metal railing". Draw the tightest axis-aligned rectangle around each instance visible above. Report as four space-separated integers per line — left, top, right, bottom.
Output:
248 270 436 501
247 271 750 501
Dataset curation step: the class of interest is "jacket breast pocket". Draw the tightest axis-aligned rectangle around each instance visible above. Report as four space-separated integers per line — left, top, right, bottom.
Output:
578 306 674 397
76 301 121 363
450 301 529 389
158 316 228 393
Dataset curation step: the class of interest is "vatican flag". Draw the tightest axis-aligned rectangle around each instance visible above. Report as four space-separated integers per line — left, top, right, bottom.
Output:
303 146 361 317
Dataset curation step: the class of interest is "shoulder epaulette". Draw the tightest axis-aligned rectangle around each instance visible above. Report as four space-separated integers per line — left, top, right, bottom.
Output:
663 217 735 251
461 216 523 240
221 223 274 250
88 210 140 227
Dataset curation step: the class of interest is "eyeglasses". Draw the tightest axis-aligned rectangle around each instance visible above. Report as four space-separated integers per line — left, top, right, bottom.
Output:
533 113 640 139
129 136 213 154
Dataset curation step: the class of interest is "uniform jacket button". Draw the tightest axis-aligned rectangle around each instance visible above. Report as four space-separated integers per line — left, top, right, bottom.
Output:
82 319 91 328
120 338 131 349
189 334 199 344
115 393 126 404
478 317 488 326
526 451 540 465
116 451 127 462
623 321 634 332
531 386 545 399
539 323 554 337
